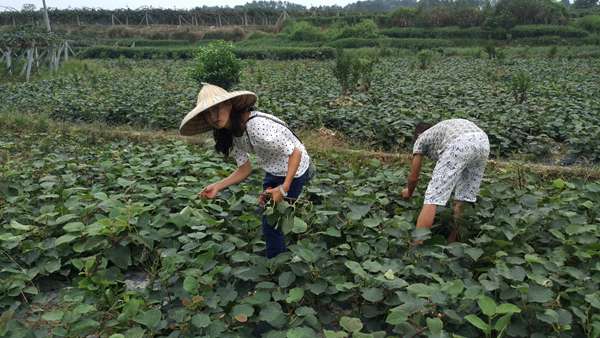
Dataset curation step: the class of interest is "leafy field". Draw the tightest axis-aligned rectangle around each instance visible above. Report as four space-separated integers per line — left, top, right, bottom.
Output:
2 56 599 163
1 118 599 337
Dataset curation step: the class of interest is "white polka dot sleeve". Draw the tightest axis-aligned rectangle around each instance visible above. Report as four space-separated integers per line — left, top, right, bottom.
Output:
232 111 310 177
231 145 249 167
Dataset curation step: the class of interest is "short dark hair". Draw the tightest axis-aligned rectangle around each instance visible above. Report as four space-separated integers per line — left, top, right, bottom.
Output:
413 122 433 143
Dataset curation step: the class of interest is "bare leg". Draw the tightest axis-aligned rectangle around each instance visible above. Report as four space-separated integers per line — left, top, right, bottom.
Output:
413 204 437 245
448 200 464 243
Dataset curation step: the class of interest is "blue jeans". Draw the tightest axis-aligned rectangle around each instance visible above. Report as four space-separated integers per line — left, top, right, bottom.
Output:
261 170 309 258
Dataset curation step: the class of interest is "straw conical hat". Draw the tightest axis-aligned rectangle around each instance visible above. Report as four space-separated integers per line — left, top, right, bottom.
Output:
179 83 257 136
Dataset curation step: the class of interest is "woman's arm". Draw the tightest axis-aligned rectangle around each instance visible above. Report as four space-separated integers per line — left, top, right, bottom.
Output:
218 160 253 189
200 160 252 199
282 148 302 192
265 148 302 203
402 154 423 199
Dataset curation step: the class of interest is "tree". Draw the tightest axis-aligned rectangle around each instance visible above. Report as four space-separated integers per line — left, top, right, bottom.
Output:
573 0 598 8
494 0 568 25
189 41 242 90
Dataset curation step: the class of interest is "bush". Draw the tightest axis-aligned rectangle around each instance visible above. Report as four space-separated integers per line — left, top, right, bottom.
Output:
337 19 380 39
416 49 434 69
511 70 532 103
578 15 600 33
324 21 348 40
285 21 325 42
189 40 242 90
332 49 354 95
485 43 497 59
332 49 379 95
548 45 558 58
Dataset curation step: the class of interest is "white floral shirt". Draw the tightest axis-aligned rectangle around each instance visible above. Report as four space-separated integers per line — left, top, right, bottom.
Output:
413 118 486 161
231 111 310 177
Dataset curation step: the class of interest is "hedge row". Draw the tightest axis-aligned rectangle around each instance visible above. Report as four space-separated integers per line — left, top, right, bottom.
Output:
80 46 337 60
381 25 589 40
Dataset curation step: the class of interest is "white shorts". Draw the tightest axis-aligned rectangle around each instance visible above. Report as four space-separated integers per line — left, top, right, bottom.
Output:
424 133 490 206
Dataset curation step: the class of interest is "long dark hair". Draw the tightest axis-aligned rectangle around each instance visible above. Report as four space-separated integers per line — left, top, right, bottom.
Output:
214 106 255 156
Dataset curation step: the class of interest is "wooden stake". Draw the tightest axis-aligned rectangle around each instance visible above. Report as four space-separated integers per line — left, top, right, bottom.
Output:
64 41 69 61
42 0 51 32
25 48 33 81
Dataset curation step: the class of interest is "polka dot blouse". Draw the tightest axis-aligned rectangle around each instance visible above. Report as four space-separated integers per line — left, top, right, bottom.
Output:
231 111 310 177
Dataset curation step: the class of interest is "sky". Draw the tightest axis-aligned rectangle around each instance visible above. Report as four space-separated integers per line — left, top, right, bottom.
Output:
2 0 359 11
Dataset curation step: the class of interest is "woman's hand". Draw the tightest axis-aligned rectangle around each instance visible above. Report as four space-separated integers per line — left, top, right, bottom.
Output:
258 189 271 207
264 186 285 203
199 183 220 199
401 188 412 200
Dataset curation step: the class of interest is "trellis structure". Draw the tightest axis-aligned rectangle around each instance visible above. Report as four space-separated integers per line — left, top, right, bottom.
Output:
0 29 74 81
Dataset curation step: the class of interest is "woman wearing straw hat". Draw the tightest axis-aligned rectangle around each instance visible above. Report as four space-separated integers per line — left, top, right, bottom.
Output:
180 83 312 258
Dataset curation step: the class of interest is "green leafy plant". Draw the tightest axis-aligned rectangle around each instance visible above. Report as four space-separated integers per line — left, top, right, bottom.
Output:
417 49 434 69
1 118 600 336
189 40 242 90
484 43 497 59
465 296 522 338
285 21 325 42
547 45 558 58
511 70 532 103
332 49 379 95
